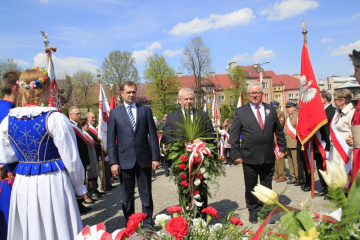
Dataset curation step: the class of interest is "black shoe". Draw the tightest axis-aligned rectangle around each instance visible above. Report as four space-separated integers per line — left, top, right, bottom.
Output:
106 186 113 191
287 180 295 184
92 189 104 196
318 191 327 196
79 204 91 213
152 174 157 179
301 185 311 191
165 173 170 177
249 212 258 224
108 184 116 188
294 181 303 186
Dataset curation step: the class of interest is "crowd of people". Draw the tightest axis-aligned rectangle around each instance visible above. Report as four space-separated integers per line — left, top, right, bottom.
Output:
0 49 359 239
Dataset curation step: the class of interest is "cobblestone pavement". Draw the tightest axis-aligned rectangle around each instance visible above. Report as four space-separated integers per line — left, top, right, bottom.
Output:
82 161 335 233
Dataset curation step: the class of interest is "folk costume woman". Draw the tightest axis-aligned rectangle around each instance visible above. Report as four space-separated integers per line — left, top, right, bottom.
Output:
0 68 87 240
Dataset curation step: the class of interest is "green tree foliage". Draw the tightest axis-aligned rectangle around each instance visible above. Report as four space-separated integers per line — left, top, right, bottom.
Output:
0 58 23 98
220 104 232 123
101 50 139 102
181 37 213 108
71 70 97 111
143 54 179 118
224 66 248 117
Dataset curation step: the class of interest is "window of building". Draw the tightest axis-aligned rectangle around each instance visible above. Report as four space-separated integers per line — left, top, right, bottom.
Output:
265 94 269 100
205 87 213 92
275 95 281 100
296 94 299 99
289 94 294 99
219 96 225 103
263 82 268 89
205 97 212 103
327 84 331 90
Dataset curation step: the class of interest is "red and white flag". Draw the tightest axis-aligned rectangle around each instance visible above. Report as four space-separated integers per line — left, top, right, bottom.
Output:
258 71 263 84
237 92 243 108
110 95 115 110
297 42 327 146
47 51 62 112
211 90 220 126
98 83 110 152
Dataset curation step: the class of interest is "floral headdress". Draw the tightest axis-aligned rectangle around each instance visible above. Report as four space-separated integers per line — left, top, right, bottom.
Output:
17 67 49 89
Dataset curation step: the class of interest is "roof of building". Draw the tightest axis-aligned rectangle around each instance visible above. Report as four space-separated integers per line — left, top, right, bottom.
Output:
335 81 360 89
277 74 300 90
332 77 356 82
239 65 271 79
264 70 282 85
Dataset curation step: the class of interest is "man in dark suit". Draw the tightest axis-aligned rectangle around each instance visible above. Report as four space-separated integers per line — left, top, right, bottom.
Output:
304 90 335 196
230 82 286 224
107 81 160 229
161 87 214 209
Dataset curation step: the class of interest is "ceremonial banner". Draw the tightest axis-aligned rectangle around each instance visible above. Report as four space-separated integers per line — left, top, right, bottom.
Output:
211 90 220 126
47 51 62 112
110 95 115 110
258 71 267 103
297 42 327 145
237 92 243 108
98 83 110 152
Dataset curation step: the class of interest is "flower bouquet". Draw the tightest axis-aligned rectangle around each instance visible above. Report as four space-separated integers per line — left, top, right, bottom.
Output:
250 160 360 240
163 108 225 215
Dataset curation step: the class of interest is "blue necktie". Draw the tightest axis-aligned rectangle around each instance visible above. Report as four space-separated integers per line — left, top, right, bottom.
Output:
127 105 136 132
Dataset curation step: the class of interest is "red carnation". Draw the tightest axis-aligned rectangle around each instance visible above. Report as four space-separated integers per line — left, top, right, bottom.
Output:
193 190 199 195
166 216 189 239
243 230 254 235
178 163 186 170
125 219 139 235
181 181 188 187
180 173 187 180
180 155 188 162
201 206 219 218
167 206 183 214
114 230 130 240
229 216 243 225
129 212 147 222
195 173 203 179
193 157 198 164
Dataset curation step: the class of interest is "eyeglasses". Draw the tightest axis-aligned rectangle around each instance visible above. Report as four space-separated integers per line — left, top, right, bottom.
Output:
248 92 262 96
334 98 343 101
72 112 81 115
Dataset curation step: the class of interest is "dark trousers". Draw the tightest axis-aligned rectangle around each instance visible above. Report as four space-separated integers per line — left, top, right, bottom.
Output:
314 152 327 193
120 162 154 227
243 162 275 213
298 144 311 186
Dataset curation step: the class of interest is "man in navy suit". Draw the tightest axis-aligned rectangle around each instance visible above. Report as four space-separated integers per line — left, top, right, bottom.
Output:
230 82 286 224
107 81 160 228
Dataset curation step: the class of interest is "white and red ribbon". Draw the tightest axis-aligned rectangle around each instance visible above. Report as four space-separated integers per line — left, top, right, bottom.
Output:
185 142 211 210
285 115 297 141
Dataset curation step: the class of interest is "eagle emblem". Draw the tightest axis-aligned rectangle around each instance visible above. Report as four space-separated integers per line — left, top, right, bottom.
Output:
299 75 316 104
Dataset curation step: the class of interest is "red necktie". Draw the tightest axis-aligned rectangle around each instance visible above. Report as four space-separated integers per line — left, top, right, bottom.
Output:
256 106 264 130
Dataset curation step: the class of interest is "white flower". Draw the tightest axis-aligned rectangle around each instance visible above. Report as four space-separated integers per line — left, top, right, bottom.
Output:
154 214 171 226
204 180 207 184
194 179 201 186
251 184 278 205
209 223 222 234
200 167 206 174
319 160 348 190
192 218 206 229
194 194 201 199
203 172 209 178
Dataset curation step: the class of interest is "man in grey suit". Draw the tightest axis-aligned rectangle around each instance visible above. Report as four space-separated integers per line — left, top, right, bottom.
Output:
107 81 160 228
230 82 286 224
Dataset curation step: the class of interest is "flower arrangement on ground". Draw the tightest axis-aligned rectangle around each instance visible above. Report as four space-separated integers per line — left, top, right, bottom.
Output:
250 160 360 240
163 108 225 216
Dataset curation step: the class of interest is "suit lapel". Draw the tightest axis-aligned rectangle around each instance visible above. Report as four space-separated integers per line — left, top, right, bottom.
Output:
135 103 140 134
246 104 262 131
120 105 134 134
264 104 270 130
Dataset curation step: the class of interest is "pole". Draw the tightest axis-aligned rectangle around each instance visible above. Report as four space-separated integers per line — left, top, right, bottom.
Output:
310 137 314 198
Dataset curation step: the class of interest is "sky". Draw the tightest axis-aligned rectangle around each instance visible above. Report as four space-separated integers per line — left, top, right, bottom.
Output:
1 0 359 82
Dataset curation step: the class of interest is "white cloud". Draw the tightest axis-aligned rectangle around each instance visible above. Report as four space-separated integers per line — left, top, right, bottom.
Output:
231 47 275 63
163 49 182 57
146 42 162 51
331 40 360 56
132 42 163 65
33 53 99 76
260 0 319 21
132 50 153 65
320 38 334 43
168 8 255 36
14 59 30 66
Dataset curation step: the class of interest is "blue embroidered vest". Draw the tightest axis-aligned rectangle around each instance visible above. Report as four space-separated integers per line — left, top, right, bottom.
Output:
8 111 65 175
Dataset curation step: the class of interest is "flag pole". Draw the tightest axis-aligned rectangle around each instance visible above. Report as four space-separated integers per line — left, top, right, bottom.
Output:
302 21 314 198
97 71 107 196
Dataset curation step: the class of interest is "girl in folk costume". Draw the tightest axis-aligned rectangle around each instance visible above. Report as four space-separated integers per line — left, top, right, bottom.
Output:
346 50 360 183
330 89 354 190
0 68 87 240
218 118 232 165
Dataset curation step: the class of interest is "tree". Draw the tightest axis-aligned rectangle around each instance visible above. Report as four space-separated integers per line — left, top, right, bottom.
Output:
56 71 73 106
0 58 23 78
101 50 139 102
181 37 213 108
225 66 248 115
143 54 179 118
71 70 97 111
